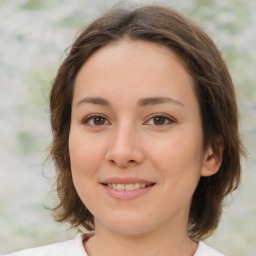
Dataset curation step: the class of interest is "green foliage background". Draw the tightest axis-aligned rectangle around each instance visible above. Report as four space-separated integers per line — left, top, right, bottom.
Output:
0 0 255 255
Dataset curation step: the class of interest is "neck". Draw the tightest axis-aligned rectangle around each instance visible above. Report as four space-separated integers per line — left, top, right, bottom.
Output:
84 220 198 256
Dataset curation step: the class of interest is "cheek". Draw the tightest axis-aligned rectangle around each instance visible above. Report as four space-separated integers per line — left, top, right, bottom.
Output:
69 132 106 176
148 129 204 182
151 132 202 163
68 132 106 208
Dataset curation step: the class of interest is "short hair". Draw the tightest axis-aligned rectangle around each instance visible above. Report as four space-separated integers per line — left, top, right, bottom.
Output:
49 4 245 240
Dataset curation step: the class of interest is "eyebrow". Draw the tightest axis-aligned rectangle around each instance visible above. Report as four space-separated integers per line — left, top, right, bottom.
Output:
76 97 110 107
76 96 184 108
138 97 184 107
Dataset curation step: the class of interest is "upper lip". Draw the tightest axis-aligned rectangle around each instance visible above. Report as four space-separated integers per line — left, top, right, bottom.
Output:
100 177 155 185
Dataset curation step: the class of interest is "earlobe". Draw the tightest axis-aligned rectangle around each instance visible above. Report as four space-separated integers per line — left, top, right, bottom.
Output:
201 144 224 177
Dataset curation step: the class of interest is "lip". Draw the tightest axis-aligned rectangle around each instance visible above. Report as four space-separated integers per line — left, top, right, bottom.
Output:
102 184 155 200
100 177 154 185
100 177 156 200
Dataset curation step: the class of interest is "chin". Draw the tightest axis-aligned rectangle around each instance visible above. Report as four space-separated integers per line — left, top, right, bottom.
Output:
99 214 154 236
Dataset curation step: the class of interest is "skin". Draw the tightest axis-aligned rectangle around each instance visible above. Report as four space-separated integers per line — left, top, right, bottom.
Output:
69 39 222 256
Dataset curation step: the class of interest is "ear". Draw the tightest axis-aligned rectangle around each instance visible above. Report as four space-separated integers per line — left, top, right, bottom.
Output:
201 142 224 177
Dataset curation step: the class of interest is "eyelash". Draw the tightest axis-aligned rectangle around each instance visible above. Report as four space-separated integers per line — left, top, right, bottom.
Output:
81 114 110 127
144 114 175 127
81 114 175 127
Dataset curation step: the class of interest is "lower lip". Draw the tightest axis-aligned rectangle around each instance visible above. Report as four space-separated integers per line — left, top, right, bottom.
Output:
102 184 155 200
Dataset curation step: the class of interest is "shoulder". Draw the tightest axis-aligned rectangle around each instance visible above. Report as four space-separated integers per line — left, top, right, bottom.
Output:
4 234 89 256
194 241 226 256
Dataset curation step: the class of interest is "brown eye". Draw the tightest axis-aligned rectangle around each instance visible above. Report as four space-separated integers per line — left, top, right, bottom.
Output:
145 114 174 127
93 116 106 125
153 116 166 125
82 115 110 126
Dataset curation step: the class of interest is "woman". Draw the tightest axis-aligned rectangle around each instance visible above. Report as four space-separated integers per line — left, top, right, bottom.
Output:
6 4 244 256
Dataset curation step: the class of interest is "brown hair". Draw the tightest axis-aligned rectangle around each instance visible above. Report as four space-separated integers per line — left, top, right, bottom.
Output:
49 4 245 240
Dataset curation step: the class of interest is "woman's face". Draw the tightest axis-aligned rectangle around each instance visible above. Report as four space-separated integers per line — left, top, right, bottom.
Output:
69 40 215 235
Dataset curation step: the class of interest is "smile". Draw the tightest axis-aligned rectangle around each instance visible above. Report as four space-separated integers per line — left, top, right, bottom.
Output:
101 182 156 200
105 183 151 191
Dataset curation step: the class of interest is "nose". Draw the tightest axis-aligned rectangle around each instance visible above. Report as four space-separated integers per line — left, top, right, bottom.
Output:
105 124 144 168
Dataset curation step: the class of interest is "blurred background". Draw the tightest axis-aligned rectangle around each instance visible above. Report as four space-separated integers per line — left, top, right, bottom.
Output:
0 0 255 255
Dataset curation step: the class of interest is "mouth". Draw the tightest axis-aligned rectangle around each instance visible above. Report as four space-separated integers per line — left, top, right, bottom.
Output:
102 183 155 191
100 179 156 200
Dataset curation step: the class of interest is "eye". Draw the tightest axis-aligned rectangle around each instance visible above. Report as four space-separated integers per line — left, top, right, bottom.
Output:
145 114 174 126
82 115 110 127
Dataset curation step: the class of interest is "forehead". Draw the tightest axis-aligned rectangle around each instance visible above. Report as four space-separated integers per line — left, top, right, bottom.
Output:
73 39 197 109
80 39 188 76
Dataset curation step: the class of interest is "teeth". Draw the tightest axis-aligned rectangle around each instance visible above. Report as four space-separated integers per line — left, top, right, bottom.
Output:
116 184 124 191
125 184 134 191
134 183 140 190
107 183 150 191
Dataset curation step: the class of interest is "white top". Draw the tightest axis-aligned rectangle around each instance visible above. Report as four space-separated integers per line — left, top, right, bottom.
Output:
4 233 225 256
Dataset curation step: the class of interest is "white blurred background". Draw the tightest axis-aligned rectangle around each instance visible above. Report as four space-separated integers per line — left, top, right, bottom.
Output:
0 0 255 255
